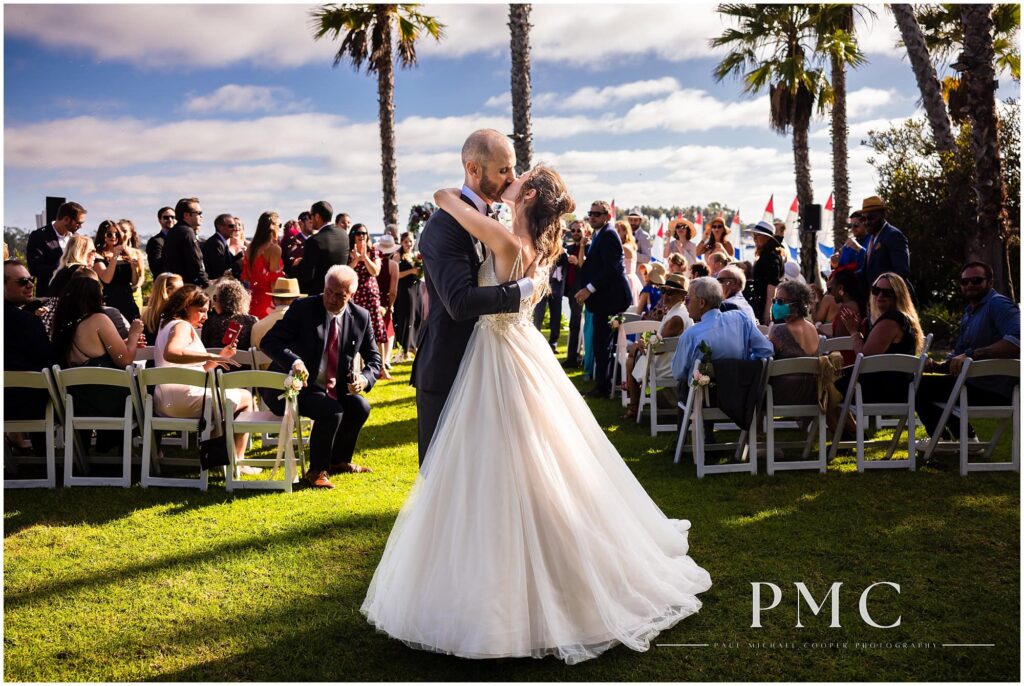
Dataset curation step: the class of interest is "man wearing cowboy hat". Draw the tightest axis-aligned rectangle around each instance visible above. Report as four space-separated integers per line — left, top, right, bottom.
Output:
627 207 651 277
858 195 913 298
250 277 304 350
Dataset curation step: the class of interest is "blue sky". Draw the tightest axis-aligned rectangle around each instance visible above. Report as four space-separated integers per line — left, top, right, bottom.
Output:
4 3 1018 239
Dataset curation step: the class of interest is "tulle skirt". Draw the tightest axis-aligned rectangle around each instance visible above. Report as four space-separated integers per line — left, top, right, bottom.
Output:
361 318 712 664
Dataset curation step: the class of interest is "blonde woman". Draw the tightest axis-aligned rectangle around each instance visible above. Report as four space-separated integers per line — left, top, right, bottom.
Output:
142 272 183 342
119 219 147 312
49 234 99 295
615 219 643 306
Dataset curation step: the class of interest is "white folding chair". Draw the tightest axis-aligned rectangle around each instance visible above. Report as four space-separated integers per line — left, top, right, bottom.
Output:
218 370 307 492
54 365 138 488
816 334 827 355
131 346 156 369
136 366 214 490
250 348 272 370
613 320 661 404
673 361 699 465
689 359 767 478
764 357 827 475
821 336 854 354
757 323 771 337
3 370 57 489
876 334 934 430
827 352 928 472
636 336 681 436
817 322 834 337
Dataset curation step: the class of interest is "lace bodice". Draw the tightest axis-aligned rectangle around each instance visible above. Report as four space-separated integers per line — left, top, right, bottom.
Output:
478 248 548 334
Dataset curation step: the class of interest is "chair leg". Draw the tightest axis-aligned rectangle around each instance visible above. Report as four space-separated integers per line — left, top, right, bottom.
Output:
907 394 916 471
45 405 56 489
855 388 865 473
766 405 775 476
960 391 969 476
818 412 827 473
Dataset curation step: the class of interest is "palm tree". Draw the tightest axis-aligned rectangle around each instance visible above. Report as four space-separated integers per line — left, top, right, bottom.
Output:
812 4 867 251
711 4 830 280
961 4 1013 297
312 4 444 228
890 4 957 156
508 4 533 175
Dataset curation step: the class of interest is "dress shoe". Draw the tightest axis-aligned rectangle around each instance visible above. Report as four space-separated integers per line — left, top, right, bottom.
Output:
329 462 373 475
584 387 609 399
306 470 335 489
561 359 579 369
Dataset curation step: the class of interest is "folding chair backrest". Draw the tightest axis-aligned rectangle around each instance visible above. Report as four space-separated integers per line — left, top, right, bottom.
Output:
821 336 853 353
250 348 272 370
757 324 770 336
230 349 255 367
855 353 921 377
56 366 134 390
133 347 156 362
651 335 680 355
137 366 210 391
620 320 661 337
767 356 820 378
818 322 834 337
921 333 934 356
965 359 1020 380
621 312 642 324
218 369 288 392
4 370 51 390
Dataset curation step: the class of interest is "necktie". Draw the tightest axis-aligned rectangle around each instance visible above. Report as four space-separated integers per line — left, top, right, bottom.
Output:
324 316 339 399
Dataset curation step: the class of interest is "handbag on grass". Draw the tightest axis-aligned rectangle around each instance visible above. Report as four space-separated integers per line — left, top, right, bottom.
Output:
196 372 230 470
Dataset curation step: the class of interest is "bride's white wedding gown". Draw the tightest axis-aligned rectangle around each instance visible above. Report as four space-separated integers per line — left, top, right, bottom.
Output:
361 246 712 665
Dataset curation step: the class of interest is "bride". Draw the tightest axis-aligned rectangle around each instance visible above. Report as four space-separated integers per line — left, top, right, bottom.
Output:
361 166 712 664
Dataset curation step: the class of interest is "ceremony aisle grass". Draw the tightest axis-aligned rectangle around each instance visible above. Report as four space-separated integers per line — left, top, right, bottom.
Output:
4 343 1019 681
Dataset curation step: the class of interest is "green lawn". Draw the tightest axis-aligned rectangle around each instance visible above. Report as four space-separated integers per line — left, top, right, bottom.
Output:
4 339 1020 681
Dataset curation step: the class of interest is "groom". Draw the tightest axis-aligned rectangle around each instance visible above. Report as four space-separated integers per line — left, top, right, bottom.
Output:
411 129 535 466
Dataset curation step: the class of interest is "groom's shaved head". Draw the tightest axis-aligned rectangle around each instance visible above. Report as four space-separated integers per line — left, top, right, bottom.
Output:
462 129 517 204
461 129 512 167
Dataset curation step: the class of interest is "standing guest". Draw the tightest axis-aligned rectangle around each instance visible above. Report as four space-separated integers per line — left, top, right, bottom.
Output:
749 220 785 325
773 218 788 242
627 207 651 277
26 201 86 296
94 220 142 321
634 261 665 316
624 273 691 419
374 233 400 378
4 260 57 456
250 277 303 351
118 219 147 313
242 211 285 318
859 195 913 298
384 223 400 241
916 262 1020 449
393 231 422 362
707 252 730 277
51 274 145 452
689 262 710 280
533 241 568 353
335 213 353 231
260 265 382 488
154 285 252 465
142 272 183 343
616 220 643 307
835 211 867 272
562 219 590 368
695 216 733 259
348 224 387 371
48 234 99 296
147 207 175 278
574 200 632 398
282 212 311 278
163 197 210 288
202 214 244 281
664 217 698 265
716 264 757 324
229 216 247 258
667 252 688 275
201 278 257 351
298 201 350 296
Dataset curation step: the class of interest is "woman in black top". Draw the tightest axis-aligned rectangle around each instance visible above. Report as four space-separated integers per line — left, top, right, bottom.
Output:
393 232 422 360
749 221 785 325
94 220 142 322
201 278 257 351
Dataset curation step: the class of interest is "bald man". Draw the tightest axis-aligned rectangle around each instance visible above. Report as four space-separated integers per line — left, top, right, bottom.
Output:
411 129 534 466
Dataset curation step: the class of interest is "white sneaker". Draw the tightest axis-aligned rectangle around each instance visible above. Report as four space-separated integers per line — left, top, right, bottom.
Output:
238 465 263 475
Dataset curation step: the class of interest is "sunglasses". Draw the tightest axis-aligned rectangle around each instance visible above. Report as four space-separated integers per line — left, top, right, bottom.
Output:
11 277 35 287
161 215 175 221
352 232 368 237
960 276 987 286
587 211 606 217
871 286 895 298
188 210 203 216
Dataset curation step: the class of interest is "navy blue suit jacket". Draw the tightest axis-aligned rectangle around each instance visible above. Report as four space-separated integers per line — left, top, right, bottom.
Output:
864 222 912 288
579 224 632 315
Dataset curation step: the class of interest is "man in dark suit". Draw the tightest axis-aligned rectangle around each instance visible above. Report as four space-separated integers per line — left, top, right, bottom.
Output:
202 213 244 281
859 195 914 298
163 197 209 287
146 206 175 278
297 201 349 296
574 200 632 397
411 128 532 466
4 260 58 455
260 265 381 489
26 201 86 296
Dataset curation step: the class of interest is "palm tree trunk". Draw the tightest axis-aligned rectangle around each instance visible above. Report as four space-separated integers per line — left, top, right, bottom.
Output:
831 53 850 251
508 3 533 175
376 8 399 229
962 4 1013 298
891 4 957 156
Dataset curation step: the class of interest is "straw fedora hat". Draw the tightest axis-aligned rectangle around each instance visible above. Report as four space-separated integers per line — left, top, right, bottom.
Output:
270 277 304 299
647 262 667 285
660 273 688 292
860 195 886 213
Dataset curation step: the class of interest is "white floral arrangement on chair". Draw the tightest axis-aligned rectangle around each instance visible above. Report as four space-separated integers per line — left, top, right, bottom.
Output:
280 368 308 402
690 341 714 389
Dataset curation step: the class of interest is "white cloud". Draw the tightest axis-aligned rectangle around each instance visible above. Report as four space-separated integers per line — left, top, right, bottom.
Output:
558 77 681 110
183 85 309 115
845 87 901 119
619 89 768 133
484 92 510 109
855 6 905 59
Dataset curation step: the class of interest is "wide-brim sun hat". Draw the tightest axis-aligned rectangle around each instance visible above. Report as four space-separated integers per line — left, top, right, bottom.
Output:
749 220 781 244
660 273 688 291
669 217 696 240
375 234 400 254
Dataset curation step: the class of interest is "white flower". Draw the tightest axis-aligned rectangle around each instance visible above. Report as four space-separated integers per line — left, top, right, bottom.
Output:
291 378 304 391
697 373 711 387
284 374 294 389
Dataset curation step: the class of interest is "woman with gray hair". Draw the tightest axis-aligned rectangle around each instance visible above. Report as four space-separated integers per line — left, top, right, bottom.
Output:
768 279 823 403
200 277 258 350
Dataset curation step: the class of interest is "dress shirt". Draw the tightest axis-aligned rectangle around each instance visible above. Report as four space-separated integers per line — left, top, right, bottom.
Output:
53 224 71 254
951 288 1021 398
724 292 758 325
316 306 347 387
671 308 774 382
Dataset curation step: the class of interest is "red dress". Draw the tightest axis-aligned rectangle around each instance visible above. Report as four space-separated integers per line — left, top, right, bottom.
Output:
353 248 386 344
243 251 284 319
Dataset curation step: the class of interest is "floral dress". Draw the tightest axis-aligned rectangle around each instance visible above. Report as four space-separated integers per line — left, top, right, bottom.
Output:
353 247 386 344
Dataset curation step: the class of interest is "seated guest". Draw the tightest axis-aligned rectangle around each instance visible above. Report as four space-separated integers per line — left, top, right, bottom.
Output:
707 252 730 277
916 261 1020 448
154 285 253 465
142 273 183 342
671 276 773 382
768 280 820 404
689 261 710 280
4 260 58 455
634 262 665 316
716 265 757 324
625 273 691 419
250 277 304 351
201 278 257 350
51 273 144 452
818 269 866 365
242 211 285 319
834 272 922 403
666 252 688 276
260 265 382 489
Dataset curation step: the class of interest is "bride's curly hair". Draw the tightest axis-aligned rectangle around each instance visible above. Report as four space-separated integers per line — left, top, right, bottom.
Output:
514 165 575 268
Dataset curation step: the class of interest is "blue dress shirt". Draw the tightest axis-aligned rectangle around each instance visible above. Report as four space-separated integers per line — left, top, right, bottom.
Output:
671 308 774 381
